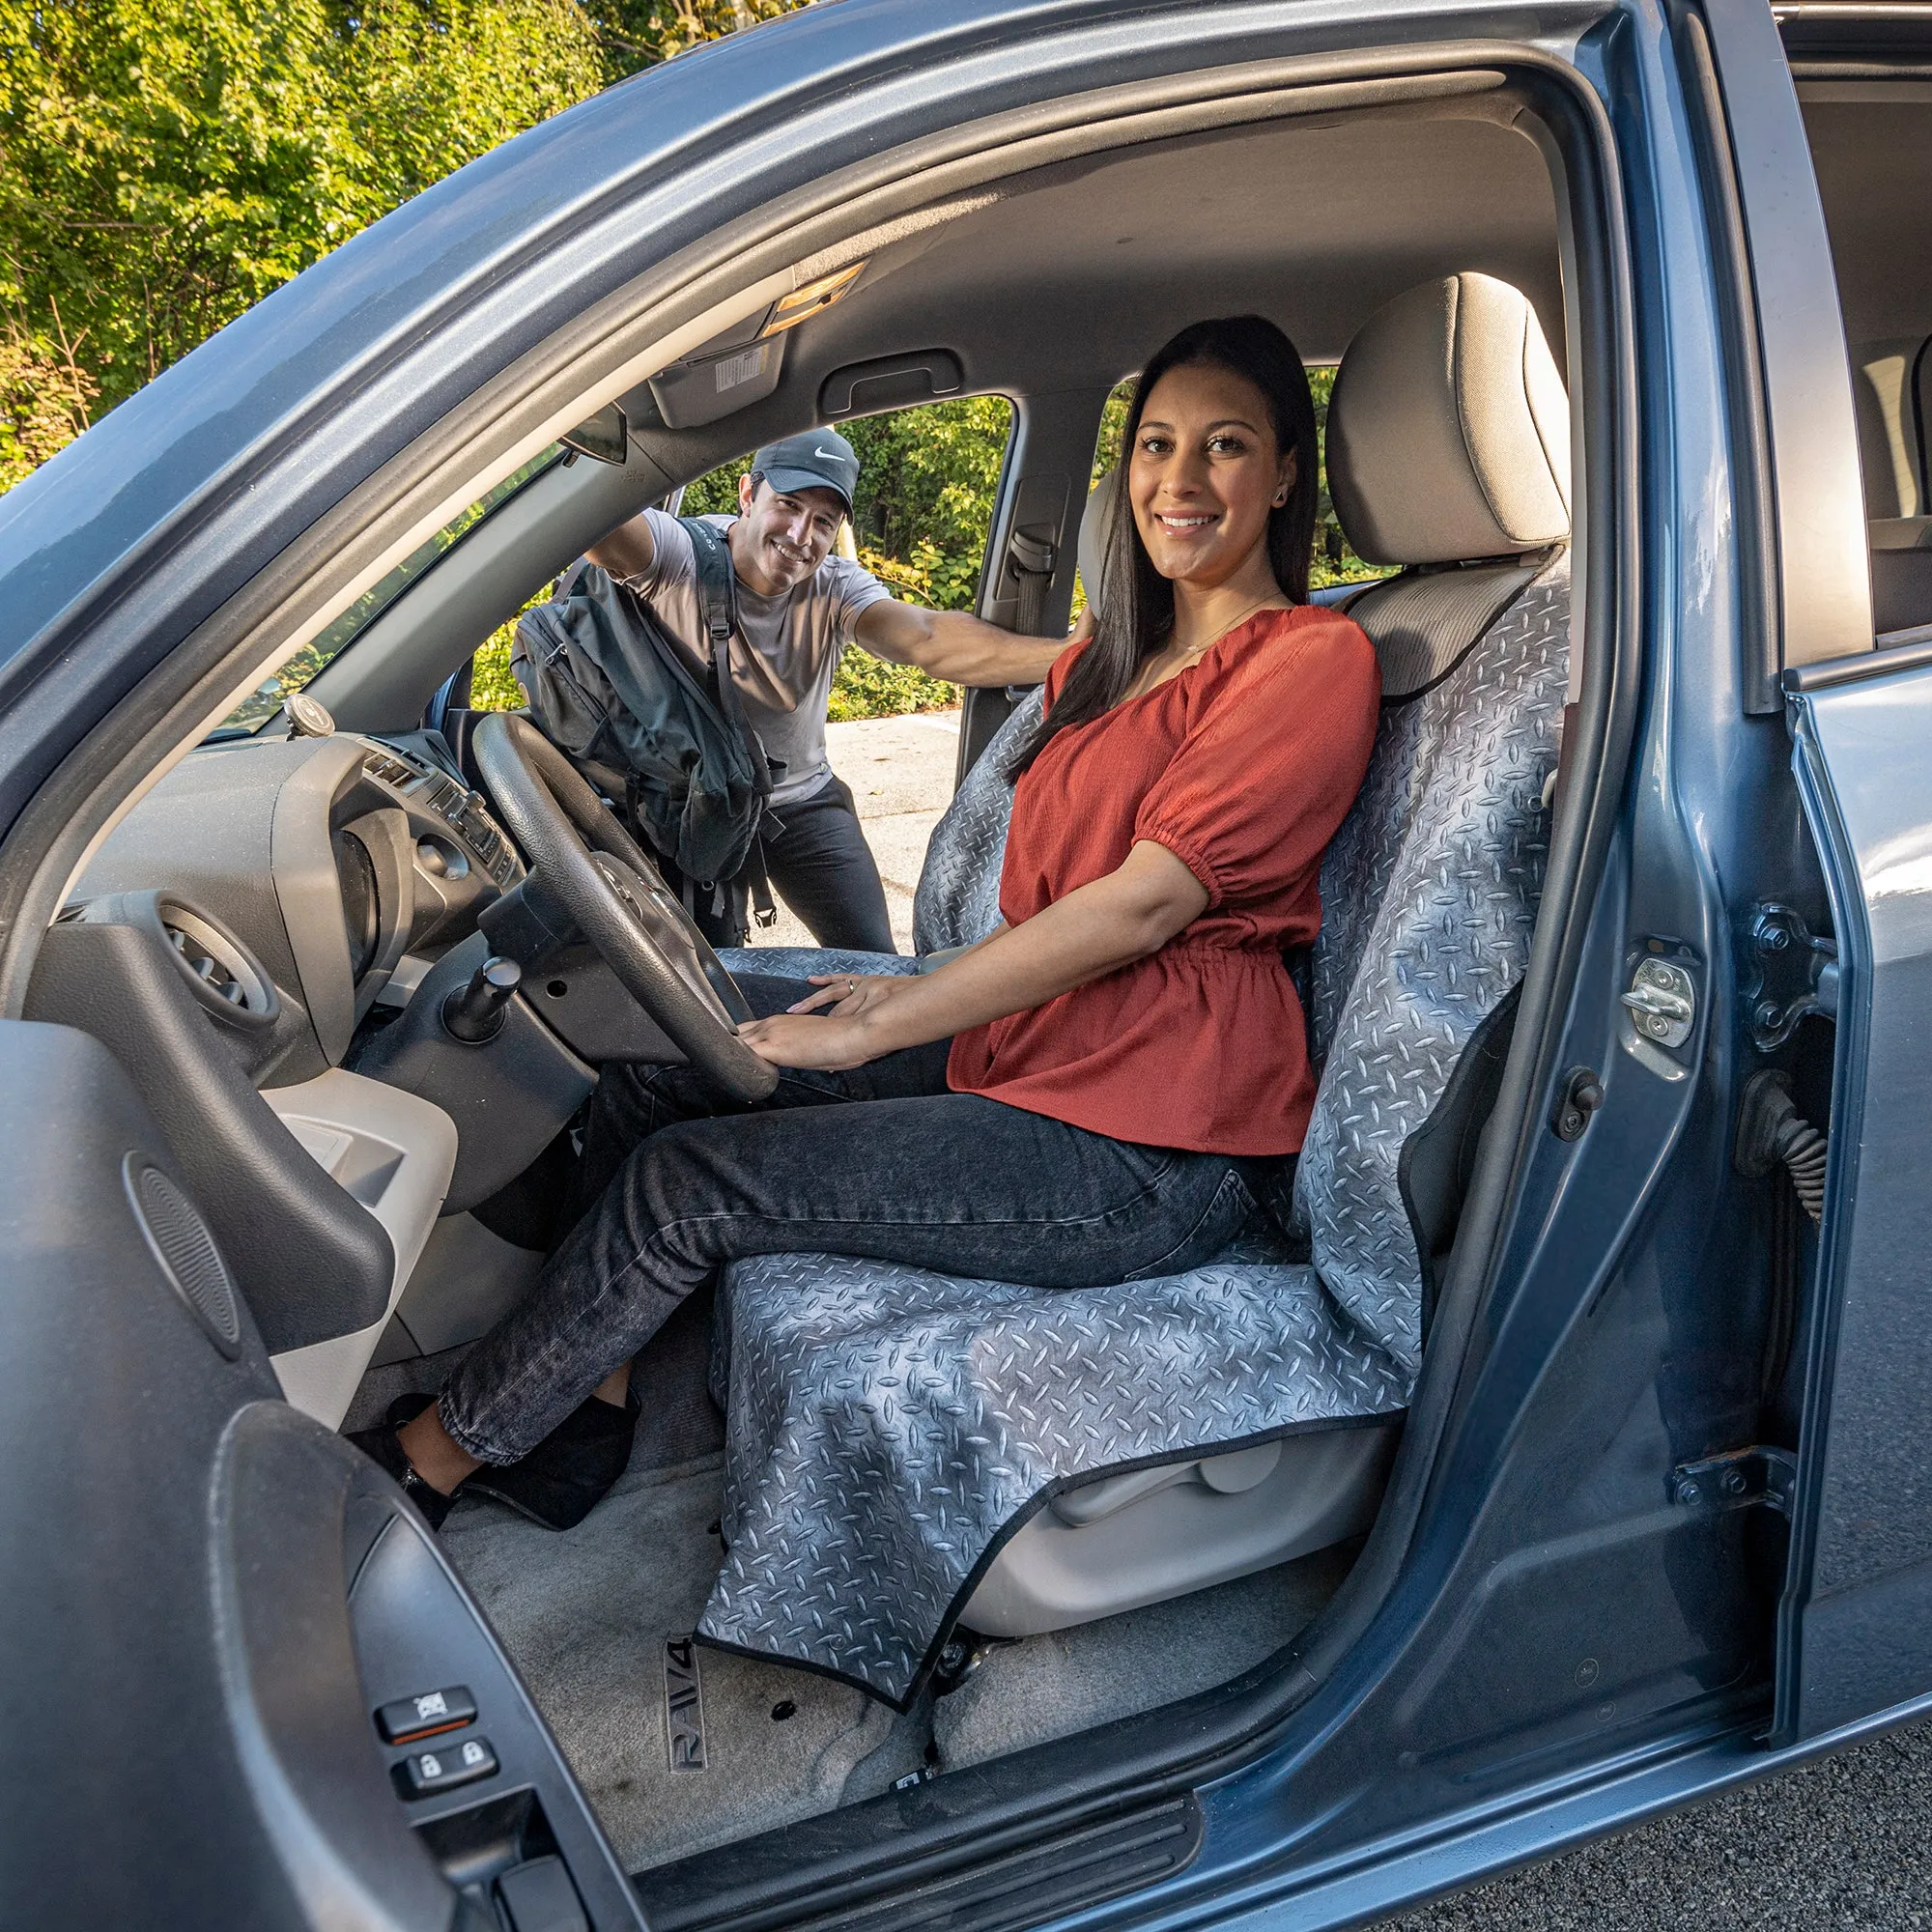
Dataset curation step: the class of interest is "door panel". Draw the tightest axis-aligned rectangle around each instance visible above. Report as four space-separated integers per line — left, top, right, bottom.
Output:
1780 674 1932 1739
0 1014 642 1921
0 1018 312 1922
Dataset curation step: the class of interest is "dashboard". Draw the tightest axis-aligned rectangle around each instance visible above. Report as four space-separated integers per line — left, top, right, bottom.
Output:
20 725 579 1426
70 728 526 1086
24 720 696 1431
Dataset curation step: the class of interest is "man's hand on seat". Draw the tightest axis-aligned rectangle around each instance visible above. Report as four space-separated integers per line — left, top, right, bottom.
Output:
854 599 1087 688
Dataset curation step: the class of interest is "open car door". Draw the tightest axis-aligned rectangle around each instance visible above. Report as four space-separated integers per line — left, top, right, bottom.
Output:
0 1015 640 1924
1777 673 1932 1743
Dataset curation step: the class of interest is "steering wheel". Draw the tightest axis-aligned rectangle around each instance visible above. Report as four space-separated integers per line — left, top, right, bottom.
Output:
470 712 778 1101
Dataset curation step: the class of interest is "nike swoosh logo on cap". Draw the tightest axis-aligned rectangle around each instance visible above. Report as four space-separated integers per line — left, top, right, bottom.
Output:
813 447 841 461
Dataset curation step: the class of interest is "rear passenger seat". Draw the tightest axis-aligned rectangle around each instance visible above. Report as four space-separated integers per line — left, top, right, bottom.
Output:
1849 331 1932 637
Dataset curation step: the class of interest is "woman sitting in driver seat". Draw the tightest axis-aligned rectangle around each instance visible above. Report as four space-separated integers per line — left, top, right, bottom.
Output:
354 315 1381 1530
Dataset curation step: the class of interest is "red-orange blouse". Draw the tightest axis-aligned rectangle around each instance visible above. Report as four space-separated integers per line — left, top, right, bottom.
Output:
946 605 1380 1154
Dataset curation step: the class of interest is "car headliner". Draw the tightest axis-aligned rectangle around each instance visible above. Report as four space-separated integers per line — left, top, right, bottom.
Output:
638 105 1561 485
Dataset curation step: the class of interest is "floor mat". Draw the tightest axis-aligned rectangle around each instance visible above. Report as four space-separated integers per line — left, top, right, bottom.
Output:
440 1452 906 1873
931 1542 1358 1773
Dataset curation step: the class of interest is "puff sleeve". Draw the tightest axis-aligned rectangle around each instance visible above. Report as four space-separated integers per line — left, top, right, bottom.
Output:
1131 611 1379 909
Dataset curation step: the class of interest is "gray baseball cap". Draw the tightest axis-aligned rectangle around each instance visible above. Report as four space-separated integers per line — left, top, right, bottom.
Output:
753 428 860 517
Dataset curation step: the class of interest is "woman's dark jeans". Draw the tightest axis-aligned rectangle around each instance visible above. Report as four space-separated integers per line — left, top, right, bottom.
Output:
439 976 1276 1464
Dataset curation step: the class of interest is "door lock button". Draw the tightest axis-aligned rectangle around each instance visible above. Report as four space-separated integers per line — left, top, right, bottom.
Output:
395 1734 498 1799
376 1684 476 1744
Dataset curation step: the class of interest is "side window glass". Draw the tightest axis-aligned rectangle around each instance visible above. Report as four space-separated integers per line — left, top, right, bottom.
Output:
469 590 547 713
1310 366 1392 592
676 395 1016 720
213 444 561 736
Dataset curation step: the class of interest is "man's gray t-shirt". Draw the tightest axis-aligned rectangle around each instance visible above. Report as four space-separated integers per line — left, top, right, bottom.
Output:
621 510 891 807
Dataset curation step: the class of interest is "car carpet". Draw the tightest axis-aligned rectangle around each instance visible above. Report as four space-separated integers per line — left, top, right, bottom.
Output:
422 1287 1351 1868
931 1540 1359 1775
439 1450 920 1873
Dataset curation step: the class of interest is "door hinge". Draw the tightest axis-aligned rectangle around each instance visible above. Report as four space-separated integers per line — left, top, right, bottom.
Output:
1744 902 1837 1050
1621 956 1696 1048
1669 1445 1796 1518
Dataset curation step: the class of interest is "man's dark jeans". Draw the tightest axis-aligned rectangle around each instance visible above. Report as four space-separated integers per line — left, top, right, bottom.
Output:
439 976 1275 1464
665 773 895 953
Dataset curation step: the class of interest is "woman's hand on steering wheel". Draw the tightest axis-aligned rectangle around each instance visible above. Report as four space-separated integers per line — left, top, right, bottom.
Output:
736 1009 876 1071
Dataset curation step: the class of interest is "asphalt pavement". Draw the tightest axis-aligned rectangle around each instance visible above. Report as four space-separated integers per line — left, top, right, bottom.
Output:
1382 1713 1932 1929
747 714 1932 1929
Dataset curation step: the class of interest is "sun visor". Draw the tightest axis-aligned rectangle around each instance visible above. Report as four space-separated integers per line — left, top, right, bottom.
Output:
648 330 786 430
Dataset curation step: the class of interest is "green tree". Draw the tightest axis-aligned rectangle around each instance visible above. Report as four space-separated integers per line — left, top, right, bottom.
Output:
0 0 811 490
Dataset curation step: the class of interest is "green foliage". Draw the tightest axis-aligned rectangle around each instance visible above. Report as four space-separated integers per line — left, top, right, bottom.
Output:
1307 365 1386 590
577 0 805 78
470 625 526 709
842 394 1011 579
0 0 808 485
825 648 954 724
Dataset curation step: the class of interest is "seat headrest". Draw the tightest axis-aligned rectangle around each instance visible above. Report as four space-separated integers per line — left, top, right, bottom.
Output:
1327 272 1570 566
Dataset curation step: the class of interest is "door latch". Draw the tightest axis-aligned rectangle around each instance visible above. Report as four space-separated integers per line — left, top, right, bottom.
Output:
1744 902 1838 1051
1621 957 1696 1048
1669 1445 1796 1518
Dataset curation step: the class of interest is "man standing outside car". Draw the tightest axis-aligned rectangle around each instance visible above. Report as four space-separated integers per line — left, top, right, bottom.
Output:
584 428 1067 952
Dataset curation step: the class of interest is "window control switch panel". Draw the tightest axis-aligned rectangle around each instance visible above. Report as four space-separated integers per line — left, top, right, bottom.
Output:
376 1684 477 1744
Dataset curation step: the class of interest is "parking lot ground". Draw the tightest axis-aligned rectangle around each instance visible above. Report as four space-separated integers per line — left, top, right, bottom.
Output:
1382 1712 1932 1929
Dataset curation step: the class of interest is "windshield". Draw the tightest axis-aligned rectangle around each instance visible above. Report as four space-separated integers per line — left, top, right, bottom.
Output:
209 444 564 738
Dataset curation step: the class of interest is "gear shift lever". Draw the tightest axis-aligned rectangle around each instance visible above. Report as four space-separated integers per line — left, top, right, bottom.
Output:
441 954 521 1044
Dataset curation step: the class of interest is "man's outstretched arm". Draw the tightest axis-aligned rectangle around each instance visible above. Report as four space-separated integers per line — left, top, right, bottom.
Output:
854 599 1087 688
584 511 658 582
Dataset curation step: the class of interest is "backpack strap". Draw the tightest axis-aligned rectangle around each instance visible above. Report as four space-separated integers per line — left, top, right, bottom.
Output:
679 519 745 705
681 517 781 924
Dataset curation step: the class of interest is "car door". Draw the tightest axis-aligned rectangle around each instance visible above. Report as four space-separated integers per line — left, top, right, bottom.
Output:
1700 0 1932 1744
0 1014 645 1921
1777 668 1932 1741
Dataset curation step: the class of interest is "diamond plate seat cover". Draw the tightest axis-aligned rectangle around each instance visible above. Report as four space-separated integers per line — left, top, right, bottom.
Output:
699 563 1568 1701
712 689 1045 987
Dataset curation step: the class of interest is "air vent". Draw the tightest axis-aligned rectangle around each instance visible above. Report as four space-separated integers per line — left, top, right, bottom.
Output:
124 1155 242 1357
156 901 278 1030
166 921 246 1008
363 750 414 788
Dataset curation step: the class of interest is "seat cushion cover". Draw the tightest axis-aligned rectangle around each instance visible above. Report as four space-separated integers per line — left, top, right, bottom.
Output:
699 1221 1409 1704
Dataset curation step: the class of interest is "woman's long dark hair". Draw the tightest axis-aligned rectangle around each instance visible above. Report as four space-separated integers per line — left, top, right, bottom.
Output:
1013 315 1318 774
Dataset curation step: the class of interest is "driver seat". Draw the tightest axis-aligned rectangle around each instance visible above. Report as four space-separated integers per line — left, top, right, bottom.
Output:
699 273 1573 1705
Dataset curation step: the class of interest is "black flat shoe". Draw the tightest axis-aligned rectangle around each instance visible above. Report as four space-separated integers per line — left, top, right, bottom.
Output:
463 1389 639 1531
347 1392 462 1529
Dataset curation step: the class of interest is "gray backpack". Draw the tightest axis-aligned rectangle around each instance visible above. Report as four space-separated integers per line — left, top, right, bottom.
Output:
513 520 776 929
